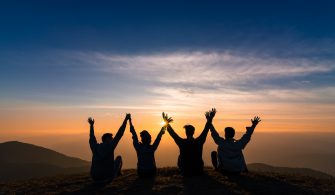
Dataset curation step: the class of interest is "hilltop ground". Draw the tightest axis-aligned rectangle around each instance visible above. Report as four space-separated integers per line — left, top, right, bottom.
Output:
0 167 334 195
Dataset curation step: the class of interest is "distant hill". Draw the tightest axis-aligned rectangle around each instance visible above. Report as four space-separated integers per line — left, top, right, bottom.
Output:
0 168 334 194
0 141 90 180
248 163 333 179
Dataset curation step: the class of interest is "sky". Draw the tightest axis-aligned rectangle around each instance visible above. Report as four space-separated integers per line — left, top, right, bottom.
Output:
1 0 335 143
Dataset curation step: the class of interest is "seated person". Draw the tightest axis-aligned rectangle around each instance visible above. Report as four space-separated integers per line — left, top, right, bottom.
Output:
163 109 216 176
88 114 129 182
210 116 261 174
129 114 166 177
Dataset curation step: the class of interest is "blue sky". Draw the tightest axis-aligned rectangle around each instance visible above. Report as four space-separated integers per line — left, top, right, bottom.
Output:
1 0 335 52
0 1 335 133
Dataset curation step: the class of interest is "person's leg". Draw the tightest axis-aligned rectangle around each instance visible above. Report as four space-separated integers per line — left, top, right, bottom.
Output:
114 155 123 178
211 151 218 170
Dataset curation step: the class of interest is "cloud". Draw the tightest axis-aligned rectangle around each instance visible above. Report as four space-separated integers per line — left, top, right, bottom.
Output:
1 50 334 126
66 51 335 108
85 51 334 87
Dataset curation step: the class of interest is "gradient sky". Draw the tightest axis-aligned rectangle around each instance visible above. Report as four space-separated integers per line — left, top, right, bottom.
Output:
1 0 335 140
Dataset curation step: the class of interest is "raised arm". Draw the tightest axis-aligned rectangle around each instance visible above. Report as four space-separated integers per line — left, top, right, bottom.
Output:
209 123 225 145
162 112 182 145
198 108 216 144
111 113 130 149
152 126 166 151
129 115 140 150
166 124 183 145
238 116 261 149
88 117 97 151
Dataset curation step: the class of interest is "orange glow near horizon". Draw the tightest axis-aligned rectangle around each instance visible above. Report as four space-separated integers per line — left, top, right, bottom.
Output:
1 102 334 137
1 103 334 170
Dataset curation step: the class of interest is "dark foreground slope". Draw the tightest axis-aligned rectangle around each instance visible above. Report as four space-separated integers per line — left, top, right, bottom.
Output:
1 168 334 195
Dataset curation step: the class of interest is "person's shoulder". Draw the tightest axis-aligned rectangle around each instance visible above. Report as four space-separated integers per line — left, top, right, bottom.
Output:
101 142 115 148
224 139 235 144
93 142 105 150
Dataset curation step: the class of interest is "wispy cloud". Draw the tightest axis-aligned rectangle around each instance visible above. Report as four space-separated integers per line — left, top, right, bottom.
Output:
5 50 333 111
85 51 334 86
55 51 333 114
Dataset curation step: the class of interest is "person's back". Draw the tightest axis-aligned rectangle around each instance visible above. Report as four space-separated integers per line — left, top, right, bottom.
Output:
90 142 117 180
88 115 129 181
216 136 248 172
129 117 165 177
135 144 157 172
163 109 215 176
210 116 261 173
177 137 205 175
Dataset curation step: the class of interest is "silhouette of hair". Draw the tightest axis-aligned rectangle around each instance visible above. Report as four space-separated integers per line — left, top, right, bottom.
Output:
140 130 152 145
102 133 113 143
184 125 195 137
224 127 235 139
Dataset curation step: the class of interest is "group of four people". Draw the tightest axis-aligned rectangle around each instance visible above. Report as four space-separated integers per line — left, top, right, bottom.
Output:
88 108 261 182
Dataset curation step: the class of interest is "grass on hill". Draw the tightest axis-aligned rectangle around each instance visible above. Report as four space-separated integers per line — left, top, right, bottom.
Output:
0 167 334 195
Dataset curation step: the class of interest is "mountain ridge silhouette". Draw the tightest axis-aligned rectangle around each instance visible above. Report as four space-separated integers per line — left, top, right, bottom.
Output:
0 141 90 180
0 141 333 181
248 163 333 179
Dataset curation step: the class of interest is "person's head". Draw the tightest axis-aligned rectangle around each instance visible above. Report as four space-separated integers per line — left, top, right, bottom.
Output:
101 133 113 143
224 127 235 139
140 130 152 145
184 125 195 138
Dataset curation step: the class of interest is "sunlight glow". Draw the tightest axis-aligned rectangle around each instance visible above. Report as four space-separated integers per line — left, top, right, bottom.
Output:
160 121 167 126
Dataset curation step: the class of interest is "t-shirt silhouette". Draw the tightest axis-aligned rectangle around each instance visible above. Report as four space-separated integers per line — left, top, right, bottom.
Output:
131 126 164 172
89 121 126 181
211 125 255 172
167 123 210 176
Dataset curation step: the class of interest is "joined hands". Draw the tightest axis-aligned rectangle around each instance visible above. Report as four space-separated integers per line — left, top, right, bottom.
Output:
88 117 95 126
205 108 216 122
162 112 173 125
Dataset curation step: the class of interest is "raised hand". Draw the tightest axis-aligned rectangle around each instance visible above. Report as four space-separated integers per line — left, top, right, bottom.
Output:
210 108 216 119
128 113 133 126
162 112 173 124
251 116 261 126
205 111 210 120
88 117 95 126
126 113 131 121
205 108 216 122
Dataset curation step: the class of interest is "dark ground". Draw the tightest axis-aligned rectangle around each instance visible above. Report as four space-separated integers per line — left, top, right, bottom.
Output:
0 167 334 195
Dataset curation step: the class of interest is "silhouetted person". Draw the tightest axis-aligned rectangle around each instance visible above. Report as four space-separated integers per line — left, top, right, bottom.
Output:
210 116 261 174
163 109 216 176
88 114 130 182
129 114 166 177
